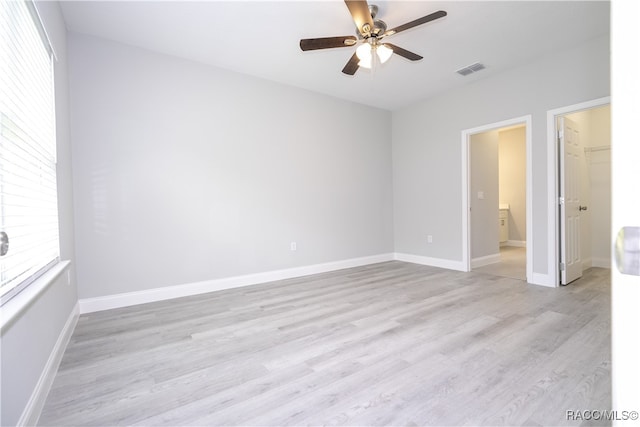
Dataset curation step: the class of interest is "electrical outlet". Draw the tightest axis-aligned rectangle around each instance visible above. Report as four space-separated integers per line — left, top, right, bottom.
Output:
427 235 433 243
290 242 297 251
477 191 485 200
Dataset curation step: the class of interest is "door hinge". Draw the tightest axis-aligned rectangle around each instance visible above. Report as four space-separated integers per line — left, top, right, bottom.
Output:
559 262 565 271
558 197 565 205
558 129 564 140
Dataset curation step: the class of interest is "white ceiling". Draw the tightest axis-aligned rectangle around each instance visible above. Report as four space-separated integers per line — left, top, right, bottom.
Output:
59 1 610 111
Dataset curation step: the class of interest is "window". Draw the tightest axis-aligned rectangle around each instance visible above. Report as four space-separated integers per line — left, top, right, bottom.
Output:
0 1 59 305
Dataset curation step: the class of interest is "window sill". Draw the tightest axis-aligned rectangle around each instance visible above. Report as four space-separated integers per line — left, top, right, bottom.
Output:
0 260 71 331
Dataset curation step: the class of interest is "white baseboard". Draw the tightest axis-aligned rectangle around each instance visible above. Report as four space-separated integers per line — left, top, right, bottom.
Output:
471 253 501 268
19 301 79 426
393 253 466 271
79 248 570 314
79 253 395 313
583 257 611 269
504 240 526 248
591 257 611 269
530 272 557 288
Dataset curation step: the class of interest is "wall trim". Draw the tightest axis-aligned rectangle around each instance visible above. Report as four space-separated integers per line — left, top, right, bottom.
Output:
79 253 395 313
19 301 79 427
78 247 566 315
461 114 533 284
504 240 526 248
393 253 466 271
546 96 611 289
530 272 556 288
1 260 71 331
471 253 501 268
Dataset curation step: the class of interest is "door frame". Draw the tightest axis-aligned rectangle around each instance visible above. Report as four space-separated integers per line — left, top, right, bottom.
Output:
461 115 532 282
546 96 611 287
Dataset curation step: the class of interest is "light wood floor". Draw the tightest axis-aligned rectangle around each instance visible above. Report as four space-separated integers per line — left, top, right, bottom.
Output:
475 246 526 281
39 262 611 426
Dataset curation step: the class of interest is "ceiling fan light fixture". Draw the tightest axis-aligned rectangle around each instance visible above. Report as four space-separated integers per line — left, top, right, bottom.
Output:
356 43 373 67
377 44 392 63
356 42 392 69
299 2 447 76
358 59 372 69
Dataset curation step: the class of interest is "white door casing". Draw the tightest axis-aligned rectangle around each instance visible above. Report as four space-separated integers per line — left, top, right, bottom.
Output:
559 116 583 285
546 97 610 287
461 115 532 283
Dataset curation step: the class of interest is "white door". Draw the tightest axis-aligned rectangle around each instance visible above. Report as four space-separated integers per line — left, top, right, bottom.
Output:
559 117 583 284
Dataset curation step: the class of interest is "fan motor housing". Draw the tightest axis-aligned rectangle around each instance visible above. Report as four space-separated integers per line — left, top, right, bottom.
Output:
372 19 387 35
358 5 387 38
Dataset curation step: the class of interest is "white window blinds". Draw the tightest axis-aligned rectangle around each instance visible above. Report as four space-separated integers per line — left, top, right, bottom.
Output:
0 1 59 305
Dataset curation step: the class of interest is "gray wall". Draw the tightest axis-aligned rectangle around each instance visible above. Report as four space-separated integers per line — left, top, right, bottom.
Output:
392 35 610 276
470 131 499 259
0 2 78 425
67 33 394 299
498 127 526 243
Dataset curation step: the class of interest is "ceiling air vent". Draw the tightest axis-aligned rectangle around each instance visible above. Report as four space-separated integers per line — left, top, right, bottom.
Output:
456 62 486 76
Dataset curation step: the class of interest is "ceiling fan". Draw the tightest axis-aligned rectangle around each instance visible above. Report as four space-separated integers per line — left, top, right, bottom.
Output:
299 0 447 75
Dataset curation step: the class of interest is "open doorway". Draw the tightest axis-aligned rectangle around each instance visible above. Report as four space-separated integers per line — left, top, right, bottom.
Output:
556 104 611 285
461 115 532 282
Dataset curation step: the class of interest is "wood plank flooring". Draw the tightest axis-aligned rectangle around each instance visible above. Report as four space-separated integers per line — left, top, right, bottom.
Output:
475 246 526 281
38 262 611 426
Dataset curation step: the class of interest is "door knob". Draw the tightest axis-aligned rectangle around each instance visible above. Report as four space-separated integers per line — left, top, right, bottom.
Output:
579 205 588 211
615 227 640 276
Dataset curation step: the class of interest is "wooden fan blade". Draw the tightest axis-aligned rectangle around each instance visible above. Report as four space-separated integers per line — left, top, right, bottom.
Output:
384 10 447 36
344 0 374 37
300 36 357 51
383 43 423 61
342 52 360 75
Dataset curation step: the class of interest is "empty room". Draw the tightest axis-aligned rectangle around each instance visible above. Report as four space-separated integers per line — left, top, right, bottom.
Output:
1 1 639 426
